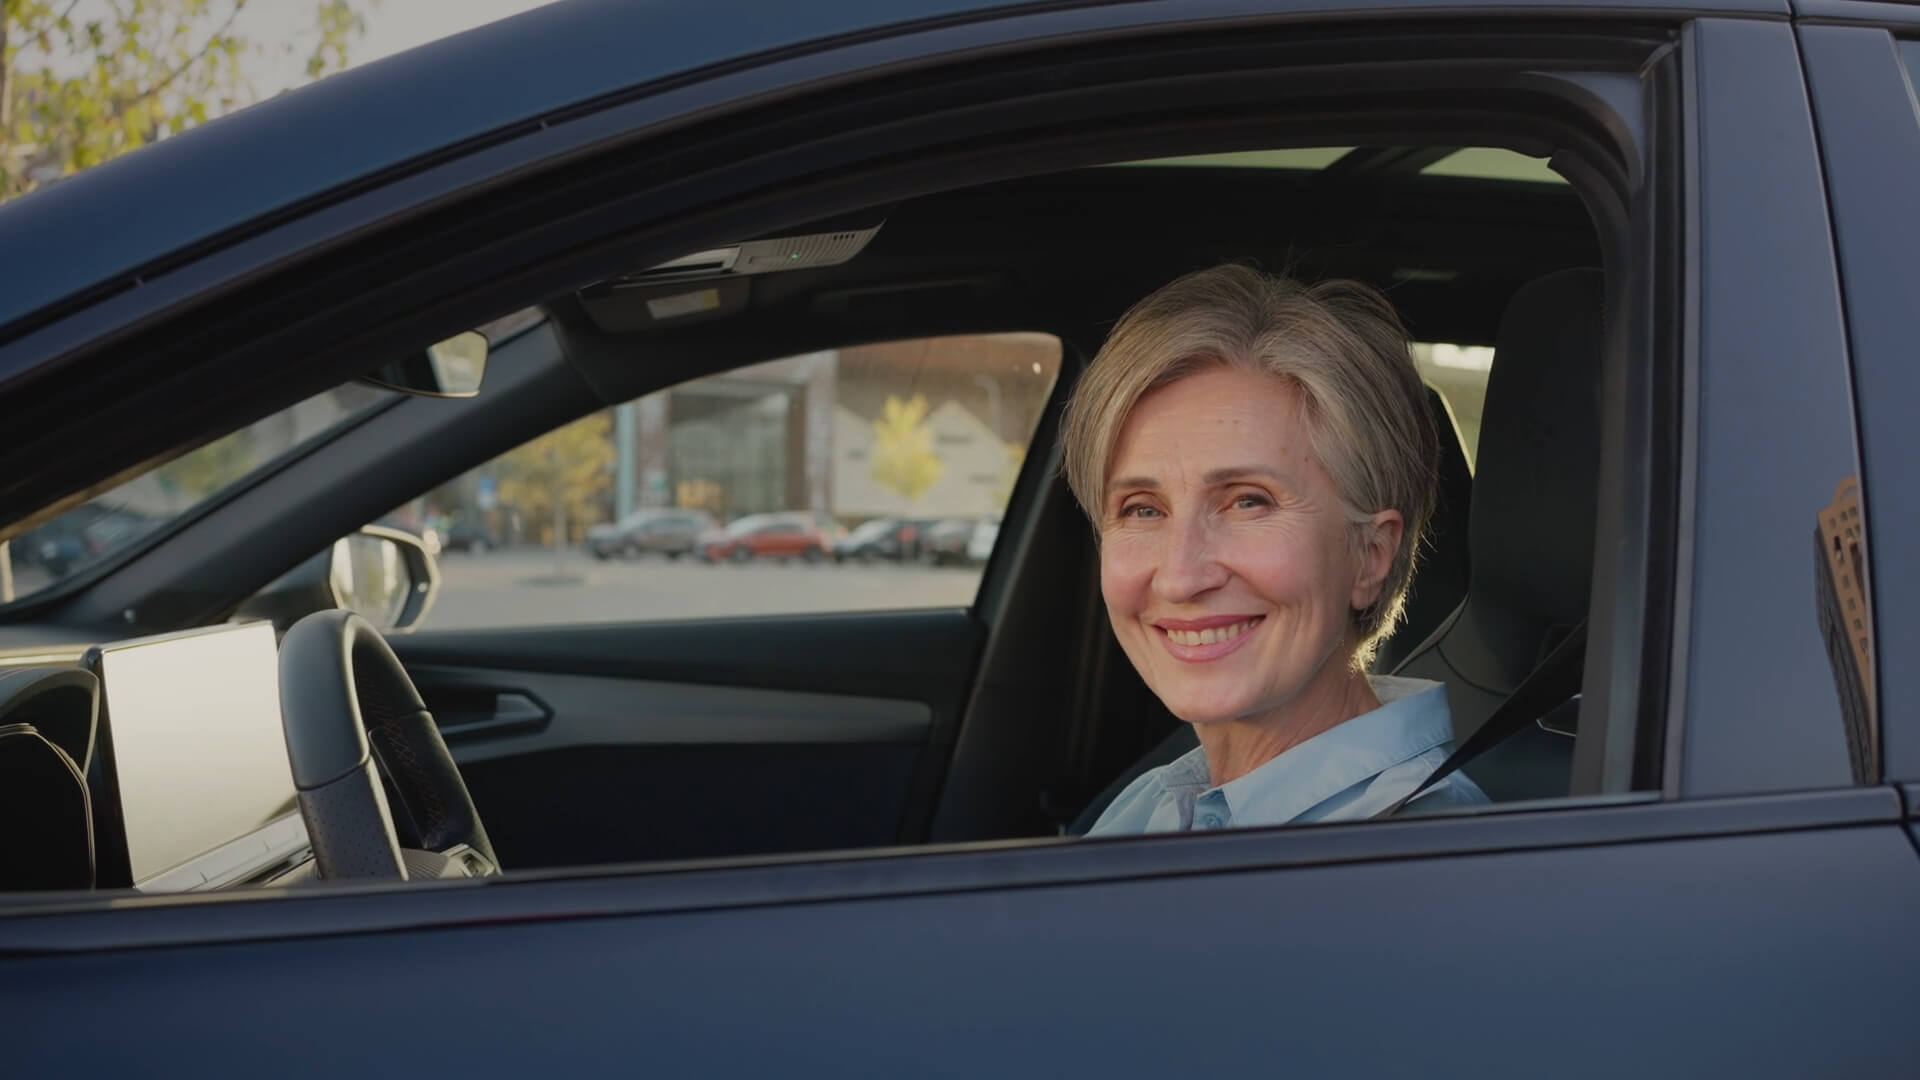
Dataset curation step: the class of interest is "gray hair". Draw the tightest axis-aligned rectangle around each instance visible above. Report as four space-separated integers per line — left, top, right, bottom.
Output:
1061 264 1439 663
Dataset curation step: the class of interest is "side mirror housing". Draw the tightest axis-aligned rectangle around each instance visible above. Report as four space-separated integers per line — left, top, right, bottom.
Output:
237 525 440 635
359 331 488 398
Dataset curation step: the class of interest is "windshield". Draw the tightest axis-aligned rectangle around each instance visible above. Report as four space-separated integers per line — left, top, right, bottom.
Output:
725 515 772 537
1 384 393 606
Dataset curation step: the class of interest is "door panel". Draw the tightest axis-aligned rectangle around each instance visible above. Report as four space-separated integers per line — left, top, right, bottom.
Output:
390 609 980 867
1797 25 1920 780
9 820 1919 1074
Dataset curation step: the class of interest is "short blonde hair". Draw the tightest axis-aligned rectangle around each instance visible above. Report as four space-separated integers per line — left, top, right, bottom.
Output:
1062 264 1439 661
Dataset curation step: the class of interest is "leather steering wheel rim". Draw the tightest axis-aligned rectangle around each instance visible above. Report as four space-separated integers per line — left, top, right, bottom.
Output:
278 610 498 879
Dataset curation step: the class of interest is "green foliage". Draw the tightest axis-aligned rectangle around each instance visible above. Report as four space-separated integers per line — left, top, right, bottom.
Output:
151 425 257 498
495 412 616 542
1 0 371 200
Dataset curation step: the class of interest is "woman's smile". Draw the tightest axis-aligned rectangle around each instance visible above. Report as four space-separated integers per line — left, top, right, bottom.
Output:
1155 614 1265 660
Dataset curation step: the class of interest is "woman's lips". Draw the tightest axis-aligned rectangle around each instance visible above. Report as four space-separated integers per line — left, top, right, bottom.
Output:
1154 615 1263 661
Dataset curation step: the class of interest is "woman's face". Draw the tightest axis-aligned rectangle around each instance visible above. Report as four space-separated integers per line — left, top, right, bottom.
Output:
1099 367 1400 726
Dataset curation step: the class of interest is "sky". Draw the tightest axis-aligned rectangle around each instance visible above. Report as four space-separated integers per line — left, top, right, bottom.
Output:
236 0 560 98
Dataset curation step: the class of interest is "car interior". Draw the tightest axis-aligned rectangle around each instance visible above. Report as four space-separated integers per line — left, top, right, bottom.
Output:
0 133 1624 895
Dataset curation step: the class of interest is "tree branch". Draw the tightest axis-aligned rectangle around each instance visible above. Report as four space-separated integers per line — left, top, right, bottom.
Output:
111 0 249 122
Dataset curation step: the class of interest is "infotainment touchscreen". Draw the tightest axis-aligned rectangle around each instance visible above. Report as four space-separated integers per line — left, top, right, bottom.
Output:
84 621 305 888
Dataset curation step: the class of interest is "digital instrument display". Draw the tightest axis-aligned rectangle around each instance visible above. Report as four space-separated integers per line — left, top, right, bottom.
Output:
87 622 299 885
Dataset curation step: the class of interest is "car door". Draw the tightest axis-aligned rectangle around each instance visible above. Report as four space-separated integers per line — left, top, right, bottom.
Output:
1794 5 1920 815
3 3 1918 1074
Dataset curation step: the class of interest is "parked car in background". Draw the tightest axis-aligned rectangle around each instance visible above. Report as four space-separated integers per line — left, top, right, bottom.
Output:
921 517 977 565
15 515 95 577
588 509 715 559
967 516 1000 565
700 512 831 563
15 506 156 578
834 516 927 562
440 519 498 554
633 510 715 559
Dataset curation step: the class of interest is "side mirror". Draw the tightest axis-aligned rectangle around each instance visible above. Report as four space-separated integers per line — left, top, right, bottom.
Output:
359 330 488 398
236 526 440 635
329 525 440 631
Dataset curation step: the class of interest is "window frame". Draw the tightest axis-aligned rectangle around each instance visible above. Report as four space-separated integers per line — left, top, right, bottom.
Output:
0 13 1753 927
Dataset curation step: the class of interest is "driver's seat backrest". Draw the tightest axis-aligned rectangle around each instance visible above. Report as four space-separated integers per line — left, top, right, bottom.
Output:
1373 386 1474 673
1392 268 1605 801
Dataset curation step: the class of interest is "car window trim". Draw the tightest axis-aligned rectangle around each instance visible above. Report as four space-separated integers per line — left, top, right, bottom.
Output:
0 786 1895 950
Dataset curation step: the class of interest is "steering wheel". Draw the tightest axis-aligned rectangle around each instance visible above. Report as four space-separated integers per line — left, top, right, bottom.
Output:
278 610 499 880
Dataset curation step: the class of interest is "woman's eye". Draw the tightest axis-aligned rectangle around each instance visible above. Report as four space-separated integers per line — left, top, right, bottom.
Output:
1119 503 1161 520
1230 493 1271 511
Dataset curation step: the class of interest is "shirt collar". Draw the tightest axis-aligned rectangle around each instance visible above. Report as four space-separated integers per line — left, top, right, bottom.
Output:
1166 676 1454 827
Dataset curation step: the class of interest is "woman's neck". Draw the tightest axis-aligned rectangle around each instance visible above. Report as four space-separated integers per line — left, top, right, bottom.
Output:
1194 658 1381 788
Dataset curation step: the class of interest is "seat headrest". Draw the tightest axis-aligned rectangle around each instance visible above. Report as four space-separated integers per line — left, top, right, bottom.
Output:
1469 268 1605 634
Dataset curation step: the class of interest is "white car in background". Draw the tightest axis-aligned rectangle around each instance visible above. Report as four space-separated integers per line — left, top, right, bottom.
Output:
967 516 999 564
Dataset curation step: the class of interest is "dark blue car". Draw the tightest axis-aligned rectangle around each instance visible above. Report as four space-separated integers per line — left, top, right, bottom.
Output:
2 0 1919 1075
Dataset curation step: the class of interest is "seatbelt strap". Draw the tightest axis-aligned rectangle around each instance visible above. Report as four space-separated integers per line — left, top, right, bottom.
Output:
1375 618 1589 818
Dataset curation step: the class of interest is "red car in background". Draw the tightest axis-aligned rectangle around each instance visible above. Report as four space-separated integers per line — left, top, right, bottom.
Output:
699 512 832 563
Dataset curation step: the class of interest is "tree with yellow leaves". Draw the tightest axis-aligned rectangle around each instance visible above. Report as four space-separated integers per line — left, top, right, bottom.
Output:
495 411 614 546
870 393 943 502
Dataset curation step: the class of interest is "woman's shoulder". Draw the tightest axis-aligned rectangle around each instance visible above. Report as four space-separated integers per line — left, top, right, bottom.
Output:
1084 745 1210 835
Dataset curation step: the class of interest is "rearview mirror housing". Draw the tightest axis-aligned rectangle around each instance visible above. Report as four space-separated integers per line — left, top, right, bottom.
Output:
359 331 488 398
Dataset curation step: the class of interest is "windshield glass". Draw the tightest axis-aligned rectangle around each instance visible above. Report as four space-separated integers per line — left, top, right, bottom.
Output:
1 384 393 606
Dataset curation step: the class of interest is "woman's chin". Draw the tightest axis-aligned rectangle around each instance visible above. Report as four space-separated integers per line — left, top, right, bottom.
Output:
1165 694 1258 728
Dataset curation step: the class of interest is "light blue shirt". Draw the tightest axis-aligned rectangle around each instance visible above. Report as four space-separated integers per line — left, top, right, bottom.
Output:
1087 676 1487 835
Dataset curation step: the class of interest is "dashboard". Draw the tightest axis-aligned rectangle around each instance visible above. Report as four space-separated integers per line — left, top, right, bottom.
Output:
0 621 313 894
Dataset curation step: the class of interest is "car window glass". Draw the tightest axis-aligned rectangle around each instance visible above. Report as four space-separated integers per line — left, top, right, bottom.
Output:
1412 342 1493 470
385 333 1061 629
1116 146 1566 185
0 384 392 607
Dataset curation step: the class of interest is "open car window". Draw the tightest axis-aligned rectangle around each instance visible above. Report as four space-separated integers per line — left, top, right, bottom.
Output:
381 333 1062 628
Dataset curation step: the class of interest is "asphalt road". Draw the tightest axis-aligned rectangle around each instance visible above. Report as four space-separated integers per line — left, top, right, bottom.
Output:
421 547 984 630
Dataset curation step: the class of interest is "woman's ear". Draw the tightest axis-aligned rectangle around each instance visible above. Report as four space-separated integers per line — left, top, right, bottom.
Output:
1350 509 1404 612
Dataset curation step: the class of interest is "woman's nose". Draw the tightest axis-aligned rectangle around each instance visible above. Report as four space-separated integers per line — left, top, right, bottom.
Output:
1151 518 1227 602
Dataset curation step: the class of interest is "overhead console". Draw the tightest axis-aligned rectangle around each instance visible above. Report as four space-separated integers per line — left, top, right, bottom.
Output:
575 209 885 334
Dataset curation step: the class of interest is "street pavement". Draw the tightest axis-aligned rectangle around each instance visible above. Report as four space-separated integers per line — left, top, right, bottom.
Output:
422 546 984 630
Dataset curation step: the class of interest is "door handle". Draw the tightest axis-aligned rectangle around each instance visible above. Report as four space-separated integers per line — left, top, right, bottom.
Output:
431 689 551 741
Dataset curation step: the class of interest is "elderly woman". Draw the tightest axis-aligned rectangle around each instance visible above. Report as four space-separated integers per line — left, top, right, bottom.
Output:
1066 265 1488 834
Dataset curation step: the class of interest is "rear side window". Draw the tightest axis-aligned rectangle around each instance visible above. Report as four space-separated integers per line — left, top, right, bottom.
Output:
1412 342 1493 470
380 333 1062 628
